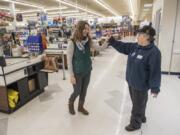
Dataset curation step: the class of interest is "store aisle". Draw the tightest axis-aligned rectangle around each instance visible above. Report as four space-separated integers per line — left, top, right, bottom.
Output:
0 38 180 135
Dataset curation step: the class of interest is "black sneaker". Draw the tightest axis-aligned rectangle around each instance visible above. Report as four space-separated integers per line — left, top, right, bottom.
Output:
125 124 140 132
142 117 146 123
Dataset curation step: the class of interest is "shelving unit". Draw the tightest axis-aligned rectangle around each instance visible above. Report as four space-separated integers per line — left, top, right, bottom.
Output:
0 56 48 114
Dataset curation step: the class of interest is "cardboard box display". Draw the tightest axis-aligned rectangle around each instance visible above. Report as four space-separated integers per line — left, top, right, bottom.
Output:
28 79 36 92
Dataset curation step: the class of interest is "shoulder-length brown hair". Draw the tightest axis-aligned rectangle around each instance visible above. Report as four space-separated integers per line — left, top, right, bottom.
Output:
72 21 92 45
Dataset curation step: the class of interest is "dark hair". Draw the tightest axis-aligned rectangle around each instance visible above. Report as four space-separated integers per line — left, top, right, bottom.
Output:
72 21 92 44
148 36 155 43
138 25 156 43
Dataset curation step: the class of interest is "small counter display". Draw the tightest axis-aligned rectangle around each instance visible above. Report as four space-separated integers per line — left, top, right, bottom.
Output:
44 42 68 80
0 56 48 114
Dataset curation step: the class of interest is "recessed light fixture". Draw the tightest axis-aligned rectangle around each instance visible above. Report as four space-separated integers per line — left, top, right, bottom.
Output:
144 3 153 8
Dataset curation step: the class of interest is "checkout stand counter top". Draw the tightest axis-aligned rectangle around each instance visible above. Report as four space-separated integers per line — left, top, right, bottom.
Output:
0 55 48 113
0 55 43 75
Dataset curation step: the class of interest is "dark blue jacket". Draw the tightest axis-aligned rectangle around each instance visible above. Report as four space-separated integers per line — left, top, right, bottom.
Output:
110 40 161 93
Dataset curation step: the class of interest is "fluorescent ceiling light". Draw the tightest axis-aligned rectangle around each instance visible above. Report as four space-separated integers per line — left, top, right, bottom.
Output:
59 10 79 14
0 0 44 9
23 14 37 17
16 10 41 14
144 3 153 8
55 0 104 17
16 7 68 14
93 0 119 16
0 7 10 11
45 6 67 11
62 13 88 16
0 7 20 11
47 10 79 15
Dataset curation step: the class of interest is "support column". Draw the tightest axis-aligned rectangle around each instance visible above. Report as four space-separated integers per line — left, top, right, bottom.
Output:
9 1 16 31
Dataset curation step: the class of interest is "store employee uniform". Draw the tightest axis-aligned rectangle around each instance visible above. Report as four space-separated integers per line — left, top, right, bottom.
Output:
109 39 161 129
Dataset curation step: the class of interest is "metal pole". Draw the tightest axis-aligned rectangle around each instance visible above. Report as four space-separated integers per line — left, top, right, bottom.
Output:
2 66 10 112
2 67 7 89
9 2 16 31
61 51 66 80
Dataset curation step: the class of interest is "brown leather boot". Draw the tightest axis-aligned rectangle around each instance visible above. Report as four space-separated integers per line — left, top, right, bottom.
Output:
78 101 89 115
68 101 75 115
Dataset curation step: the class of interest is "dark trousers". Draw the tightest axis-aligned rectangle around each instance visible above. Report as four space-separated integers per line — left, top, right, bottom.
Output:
129 86 148 128
69 72 91 102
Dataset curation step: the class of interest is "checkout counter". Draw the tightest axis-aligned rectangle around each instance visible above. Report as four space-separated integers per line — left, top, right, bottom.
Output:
0 56 48 114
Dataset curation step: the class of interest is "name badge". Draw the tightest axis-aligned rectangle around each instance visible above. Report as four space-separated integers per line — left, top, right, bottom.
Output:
137 55 143 59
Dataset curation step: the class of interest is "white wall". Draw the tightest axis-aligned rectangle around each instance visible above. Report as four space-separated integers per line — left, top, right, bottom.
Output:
171 0 180 72
152 0 179 73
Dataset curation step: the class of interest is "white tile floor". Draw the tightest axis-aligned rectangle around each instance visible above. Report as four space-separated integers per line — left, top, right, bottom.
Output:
0 37 180 135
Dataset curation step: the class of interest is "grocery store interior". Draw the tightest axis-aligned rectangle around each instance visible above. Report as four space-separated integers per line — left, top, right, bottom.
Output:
0 0 180 135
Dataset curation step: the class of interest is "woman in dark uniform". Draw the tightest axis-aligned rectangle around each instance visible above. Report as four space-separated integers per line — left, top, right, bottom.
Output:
108 25 161 131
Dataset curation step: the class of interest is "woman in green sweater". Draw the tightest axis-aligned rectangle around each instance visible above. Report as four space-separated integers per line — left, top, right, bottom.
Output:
67 21 107 115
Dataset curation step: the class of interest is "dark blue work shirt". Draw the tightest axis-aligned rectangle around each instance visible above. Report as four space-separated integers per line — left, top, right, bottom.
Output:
110 40 161 93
